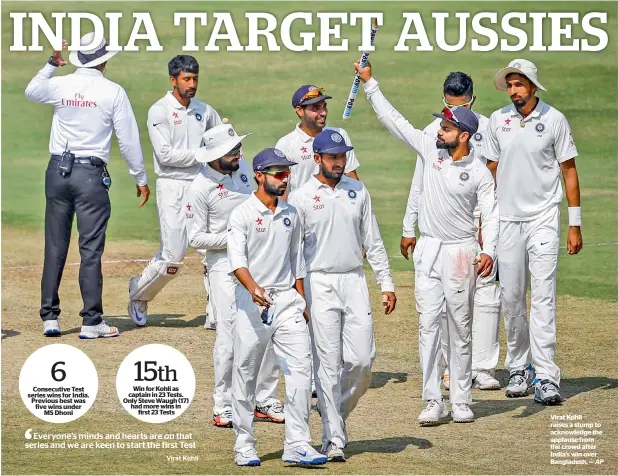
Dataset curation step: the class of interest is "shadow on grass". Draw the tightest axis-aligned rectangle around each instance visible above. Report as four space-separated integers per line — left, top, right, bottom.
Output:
1 329 20 340
370 371 408 388
59 313 209 335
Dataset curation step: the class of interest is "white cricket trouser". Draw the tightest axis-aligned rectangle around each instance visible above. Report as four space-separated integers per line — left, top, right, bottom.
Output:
498 206 560 385
305 270 375 449
440 243 501 374
210 270 280 413
232 286 312 452
414 236 477 404
135 178 190 300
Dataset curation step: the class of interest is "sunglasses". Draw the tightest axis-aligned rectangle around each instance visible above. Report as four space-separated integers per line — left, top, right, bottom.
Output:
298 87 326 106
442 96 475 108
224 143 242 156
262 170 291 180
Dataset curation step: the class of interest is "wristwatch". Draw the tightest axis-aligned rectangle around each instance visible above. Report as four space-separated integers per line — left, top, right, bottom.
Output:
47 56 58 67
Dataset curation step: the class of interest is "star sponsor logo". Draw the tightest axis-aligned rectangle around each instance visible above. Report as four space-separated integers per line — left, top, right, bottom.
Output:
217 183 229 197
504 118 511 126
185 203 193 219
300 146 308 153
255 217 266 232
312 195 324 211
172 111 182 125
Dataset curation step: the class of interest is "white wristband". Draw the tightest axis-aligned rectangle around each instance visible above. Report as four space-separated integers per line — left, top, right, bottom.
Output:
568 207 582 227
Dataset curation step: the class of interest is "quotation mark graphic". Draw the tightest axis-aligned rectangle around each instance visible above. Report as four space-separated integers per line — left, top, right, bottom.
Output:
25 429 32 440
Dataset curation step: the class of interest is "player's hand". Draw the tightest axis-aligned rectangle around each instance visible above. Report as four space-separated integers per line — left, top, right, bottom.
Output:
567 226 583 255
400 236 417 260
303 309 310 323
52 39 68 66
137 184 150 207
382 292 397 315
251 286 272 307
473 253 494 278
354 60 372 83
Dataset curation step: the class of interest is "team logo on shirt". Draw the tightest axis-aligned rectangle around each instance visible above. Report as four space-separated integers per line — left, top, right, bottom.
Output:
331 133 343 143
195 113 202 121
255 217 266 232
185 203 194 219
460 172 469 182
348 190 357 199
274 149 286 158
228 128 235 136
300 146 308 153
312 195 324 210
283 217 292 228
535 123 545 133
240 173 248 183
474 132 483 141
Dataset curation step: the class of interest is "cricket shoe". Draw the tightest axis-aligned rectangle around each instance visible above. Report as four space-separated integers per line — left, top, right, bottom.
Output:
254 400 285 423
79 321 120 339
212 410 233 428
442 369 450 390
506 365 535 397
128 277 148 326
473 370 501 390
418 399 448 426
282 444 327 465
203 317 216 331
534 379 563 405
234 448 260 466
451 403 475 423
43 320 61 337
321 442 345 462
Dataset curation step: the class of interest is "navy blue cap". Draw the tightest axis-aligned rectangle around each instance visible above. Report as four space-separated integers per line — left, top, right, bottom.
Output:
292 85 332 108
252 148 297 172
432 107 479 135
313 130 354 155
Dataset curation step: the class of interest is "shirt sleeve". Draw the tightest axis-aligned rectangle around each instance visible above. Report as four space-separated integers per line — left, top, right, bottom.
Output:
289 209 306 280
186 182 228 251
402 157 423 238
339 129 360 173
553 114 578 163
475 166 499 260
482 112 501 163
227 208 249 273
25 63 58 104
205 106 222 132
360 187 395 293
112 87 147 186
363 77 434 161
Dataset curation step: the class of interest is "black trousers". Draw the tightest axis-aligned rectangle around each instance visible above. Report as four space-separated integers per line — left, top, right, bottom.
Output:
40 159 111 326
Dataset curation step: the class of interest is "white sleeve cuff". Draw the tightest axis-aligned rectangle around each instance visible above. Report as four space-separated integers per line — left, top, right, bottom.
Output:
363 77 379 93
380 282 395 293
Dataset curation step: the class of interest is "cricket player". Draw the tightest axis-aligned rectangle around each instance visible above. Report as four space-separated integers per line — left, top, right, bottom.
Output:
401 72 501 391
128 55 221 325
276 85 360 193
186 124 284 427
288 130 396 461
356 61 499 425
227 148 327 467
485 59 583 405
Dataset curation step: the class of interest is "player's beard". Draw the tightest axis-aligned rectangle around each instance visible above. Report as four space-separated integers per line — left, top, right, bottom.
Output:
321 163 343 182
264 179 286 197
436 138 458 149
511 93 530 110
219 157 240 172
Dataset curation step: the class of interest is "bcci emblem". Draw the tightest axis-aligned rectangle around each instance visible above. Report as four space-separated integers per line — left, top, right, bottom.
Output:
513 62 521 69
195 113 202 121
240 173 248 183
535 123 545 133
283 217 292 228
331 133 343 143
274 149 286 157
474 132 483 141
308 85 318 91
460 172 469 182
228 128 235 136
348 190 357 199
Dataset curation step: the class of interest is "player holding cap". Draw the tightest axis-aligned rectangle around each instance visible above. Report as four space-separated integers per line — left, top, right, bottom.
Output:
227 148 326 467
276 85 360 193
288 130 396 461
401 72 501 391
356 61 499 425
485 59 583 405
128 55 221 326
186 124 284 428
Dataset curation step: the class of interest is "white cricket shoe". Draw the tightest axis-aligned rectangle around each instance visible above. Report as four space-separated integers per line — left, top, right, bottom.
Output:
128 277 148 326
254 400 285 423
43 320 61 337
79 321 120 339
321 441 345 462
534 379 563 405
234 448 260 467
203 316 216 331
418 399 448 426
451 403 475 423
212 409 233 428
506 370 530 397
473 370 501 390
442 369 450 390
282 444 327 465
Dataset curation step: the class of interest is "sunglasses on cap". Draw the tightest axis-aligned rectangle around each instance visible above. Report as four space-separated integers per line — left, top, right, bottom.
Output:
298 87 326 106
261 170 291 180
442 96 475 109
224 143 242 157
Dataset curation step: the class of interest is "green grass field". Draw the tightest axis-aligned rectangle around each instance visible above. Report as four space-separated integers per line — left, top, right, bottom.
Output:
2 2 617 475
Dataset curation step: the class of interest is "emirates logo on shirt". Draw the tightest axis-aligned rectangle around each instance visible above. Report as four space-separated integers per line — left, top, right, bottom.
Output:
61 93 97 108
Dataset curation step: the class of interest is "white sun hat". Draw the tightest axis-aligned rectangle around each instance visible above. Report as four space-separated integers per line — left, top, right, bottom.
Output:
69 32 119 68
197 124 252 163
494 59 547 92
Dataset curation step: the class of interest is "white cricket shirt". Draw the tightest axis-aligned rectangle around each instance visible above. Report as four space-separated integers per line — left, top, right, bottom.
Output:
227 193 305 291
148 92 222 181
403 114 489 237
483 99 578 221
186 160 254 272
364 77 499 259
275 124 360 192
288 176 395 293
25 64 147 186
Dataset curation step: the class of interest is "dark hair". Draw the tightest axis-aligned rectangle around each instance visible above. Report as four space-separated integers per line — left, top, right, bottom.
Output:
443 72 473 99
168 55 199 78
